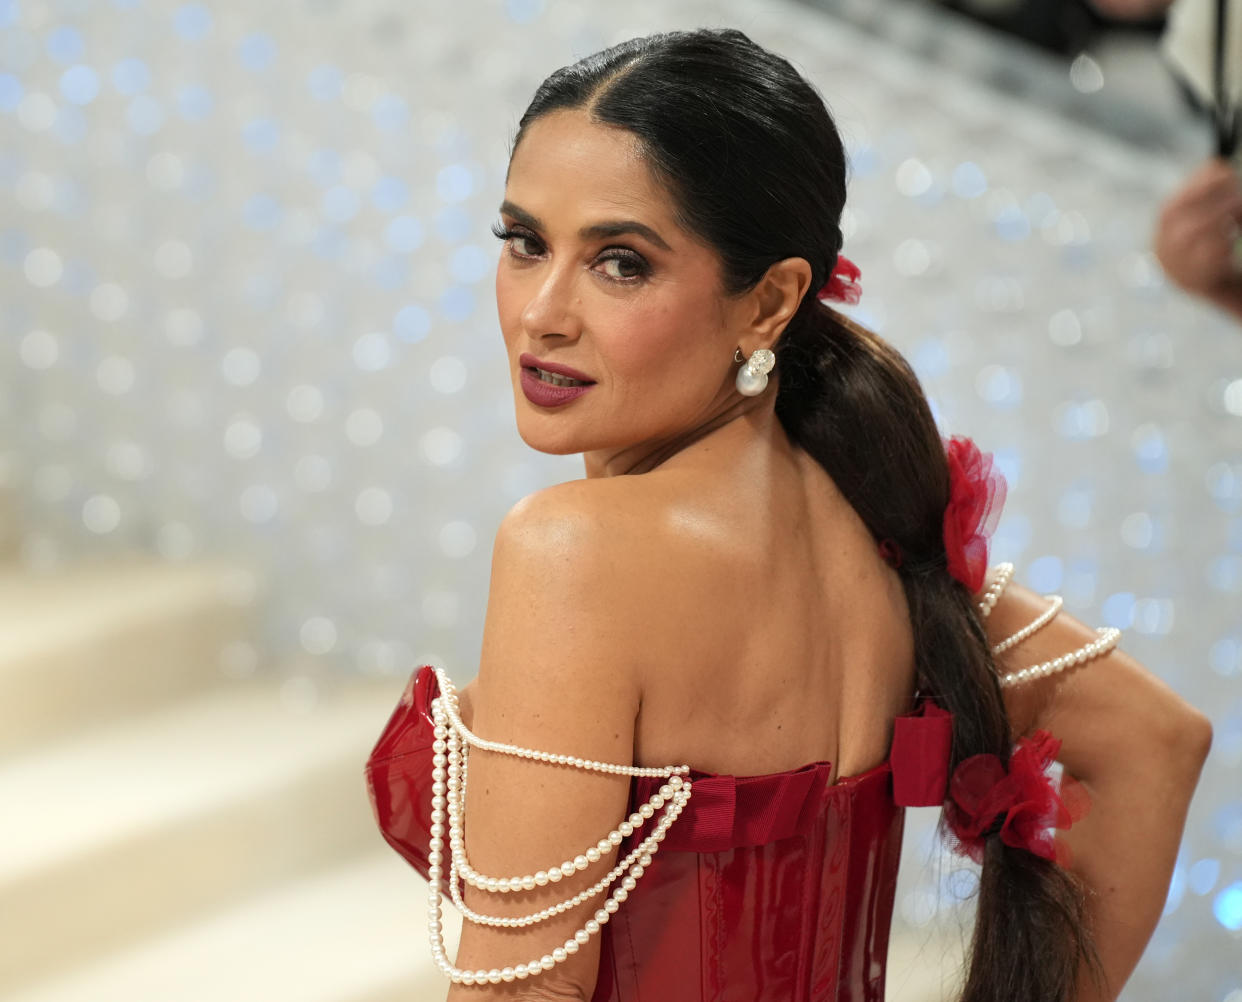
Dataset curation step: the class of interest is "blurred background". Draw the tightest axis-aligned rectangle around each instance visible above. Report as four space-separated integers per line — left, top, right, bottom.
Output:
1 0 1240 998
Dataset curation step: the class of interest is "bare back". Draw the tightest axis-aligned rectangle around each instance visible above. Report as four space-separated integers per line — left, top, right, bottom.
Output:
622 438 917 783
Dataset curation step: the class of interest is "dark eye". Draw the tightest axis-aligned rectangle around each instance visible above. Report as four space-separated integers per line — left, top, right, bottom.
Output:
490 221 543 258
597 251 648 282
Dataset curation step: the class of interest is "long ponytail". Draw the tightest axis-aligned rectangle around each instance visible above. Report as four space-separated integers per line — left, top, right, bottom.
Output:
515 26 1105 1000
776 301 1104 1000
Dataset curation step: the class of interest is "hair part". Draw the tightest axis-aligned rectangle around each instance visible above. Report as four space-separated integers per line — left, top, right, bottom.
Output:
514 28 1103 1001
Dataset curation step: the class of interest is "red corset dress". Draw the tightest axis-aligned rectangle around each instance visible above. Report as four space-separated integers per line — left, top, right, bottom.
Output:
364 666 953 1002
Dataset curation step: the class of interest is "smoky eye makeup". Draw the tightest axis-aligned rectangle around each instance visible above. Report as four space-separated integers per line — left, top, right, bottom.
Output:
491 219 652 282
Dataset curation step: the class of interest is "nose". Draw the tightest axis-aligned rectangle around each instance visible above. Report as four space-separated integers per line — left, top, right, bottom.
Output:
518 261 583 342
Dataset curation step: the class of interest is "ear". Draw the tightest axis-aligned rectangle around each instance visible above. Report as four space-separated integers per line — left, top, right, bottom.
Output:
737 256 814 353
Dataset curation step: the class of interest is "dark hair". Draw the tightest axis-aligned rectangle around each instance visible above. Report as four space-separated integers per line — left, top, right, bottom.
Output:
511 27 1102 1002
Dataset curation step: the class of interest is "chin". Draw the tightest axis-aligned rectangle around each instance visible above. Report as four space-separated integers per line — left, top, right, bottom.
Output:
513 417 588 456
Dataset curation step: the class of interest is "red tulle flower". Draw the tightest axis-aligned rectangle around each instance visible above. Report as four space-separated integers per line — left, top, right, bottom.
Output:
942 730 1090 866
942 435 1006 593
816 254 862 304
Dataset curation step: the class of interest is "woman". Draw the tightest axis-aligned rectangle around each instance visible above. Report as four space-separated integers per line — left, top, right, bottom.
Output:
365 28 1212 1001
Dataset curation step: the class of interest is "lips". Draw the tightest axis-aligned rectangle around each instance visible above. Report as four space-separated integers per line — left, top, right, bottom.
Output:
515 351 597 407
518 352 595 384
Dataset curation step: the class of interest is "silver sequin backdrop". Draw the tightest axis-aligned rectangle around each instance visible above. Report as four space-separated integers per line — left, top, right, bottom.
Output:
2 0 1240 996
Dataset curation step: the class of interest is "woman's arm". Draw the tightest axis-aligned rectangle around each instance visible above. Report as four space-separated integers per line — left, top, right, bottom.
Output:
441 482 659 1002
985 582 1213 1002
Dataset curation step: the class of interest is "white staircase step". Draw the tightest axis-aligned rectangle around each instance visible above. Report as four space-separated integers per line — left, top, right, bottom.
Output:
6 852 462 1002
0 559 256 754
0 674 406 993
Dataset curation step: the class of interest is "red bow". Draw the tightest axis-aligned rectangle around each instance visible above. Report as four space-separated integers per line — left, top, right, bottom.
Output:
942 435 1006 593
943 730 1089 865
816 254 862 304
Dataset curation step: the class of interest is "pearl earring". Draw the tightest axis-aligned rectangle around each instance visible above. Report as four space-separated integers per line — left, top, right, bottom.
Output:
734 347 775 396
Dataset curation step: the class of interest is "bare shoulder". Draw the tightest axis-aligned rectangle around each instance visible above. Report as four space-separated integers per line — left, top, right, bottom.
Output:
493 476 690 608
497 475 673 551
452 477 681 998
476 477 679 732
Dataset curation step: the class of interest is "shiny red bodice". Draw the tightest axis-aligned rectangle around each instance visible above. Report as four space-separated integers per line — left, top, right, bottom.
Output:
364 666 951 1001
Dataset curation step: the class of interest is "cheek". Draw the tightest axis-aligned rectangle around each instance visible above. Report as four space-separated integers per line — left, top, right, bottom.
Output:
608 297 719 379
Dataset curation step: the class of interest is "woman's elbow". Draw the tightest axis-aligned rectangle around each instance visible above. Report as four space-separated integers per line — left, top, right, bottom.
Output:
1177 707 1213 767
1150 697 1214 777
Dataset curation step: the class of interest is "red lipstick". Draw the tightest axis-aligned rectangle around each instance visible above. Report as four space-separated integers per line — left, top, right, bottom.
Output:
518 352 596 408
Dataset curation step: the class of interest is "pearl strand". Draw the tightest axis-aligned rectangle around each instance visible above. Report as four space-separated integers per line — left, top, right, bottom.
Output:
432 676 687 894
447 788 689 928
998 627 1121 689
445 714 688 926
990 594 1064 655
977 562 1014 619
434 667 689 779
454 776 682 894
425 680 694 986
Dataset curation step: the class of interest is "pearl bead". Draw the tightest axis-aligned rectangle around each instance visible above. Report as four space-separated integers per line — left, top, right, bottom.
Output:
560 861 576 877
487 969 502 984
574 855 589 871
547 867 563 883
575 929 591 944
515 964 529 979
585 920 600 935
553 947 568 962
619 822 634 837
565 938 580 954
540 955 555 971
535 870 549 886
735 364 768 395
604 898 619 913
595 908 610 925
622 876 637 891
586 847 601 863
501 967 515 982
521 875 536 891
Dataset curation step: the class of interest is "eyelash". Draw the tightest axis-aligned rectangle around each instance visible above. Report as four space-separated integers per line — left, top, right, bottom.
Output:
490 222 651 283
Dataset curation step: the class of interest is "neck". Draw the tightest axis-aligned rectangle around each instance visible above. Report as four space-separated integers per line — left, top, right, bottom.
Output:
581 388 786 479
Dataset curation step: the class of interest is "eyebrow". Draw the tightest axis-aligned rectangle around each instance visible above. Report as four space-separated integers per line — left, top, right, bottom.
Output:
498 200 672 252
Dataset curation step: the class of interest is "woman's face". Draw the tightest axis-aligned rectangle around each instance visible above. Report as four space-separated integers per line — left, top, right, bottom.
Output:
494 108 754 473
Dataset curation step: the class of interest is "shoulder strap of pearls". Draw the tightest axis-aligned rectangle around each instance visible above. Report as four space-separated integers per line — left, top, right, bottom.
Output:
423 667 693 987
976 564 1122 689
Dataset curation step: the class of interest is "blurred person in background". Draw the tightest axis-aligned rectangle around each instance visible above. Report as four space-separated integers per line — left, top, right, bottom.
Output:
364 26 1212 1002
1094 0 1242 321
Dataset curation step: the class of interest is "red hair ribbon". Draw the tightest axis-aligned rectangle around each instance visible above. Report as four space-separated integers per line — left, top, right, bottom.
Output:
816 254 862 305
942 730 1090 866
942 435 1006 593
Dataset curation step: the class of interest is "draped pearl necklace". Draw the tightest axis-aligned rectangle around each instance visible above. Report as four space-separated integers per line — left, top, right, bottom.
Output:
424 667 693 986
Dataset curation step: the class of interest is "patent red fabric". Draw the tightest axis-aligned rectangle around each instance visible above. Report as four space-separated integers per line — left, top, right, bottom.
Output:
365 667 954 1002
